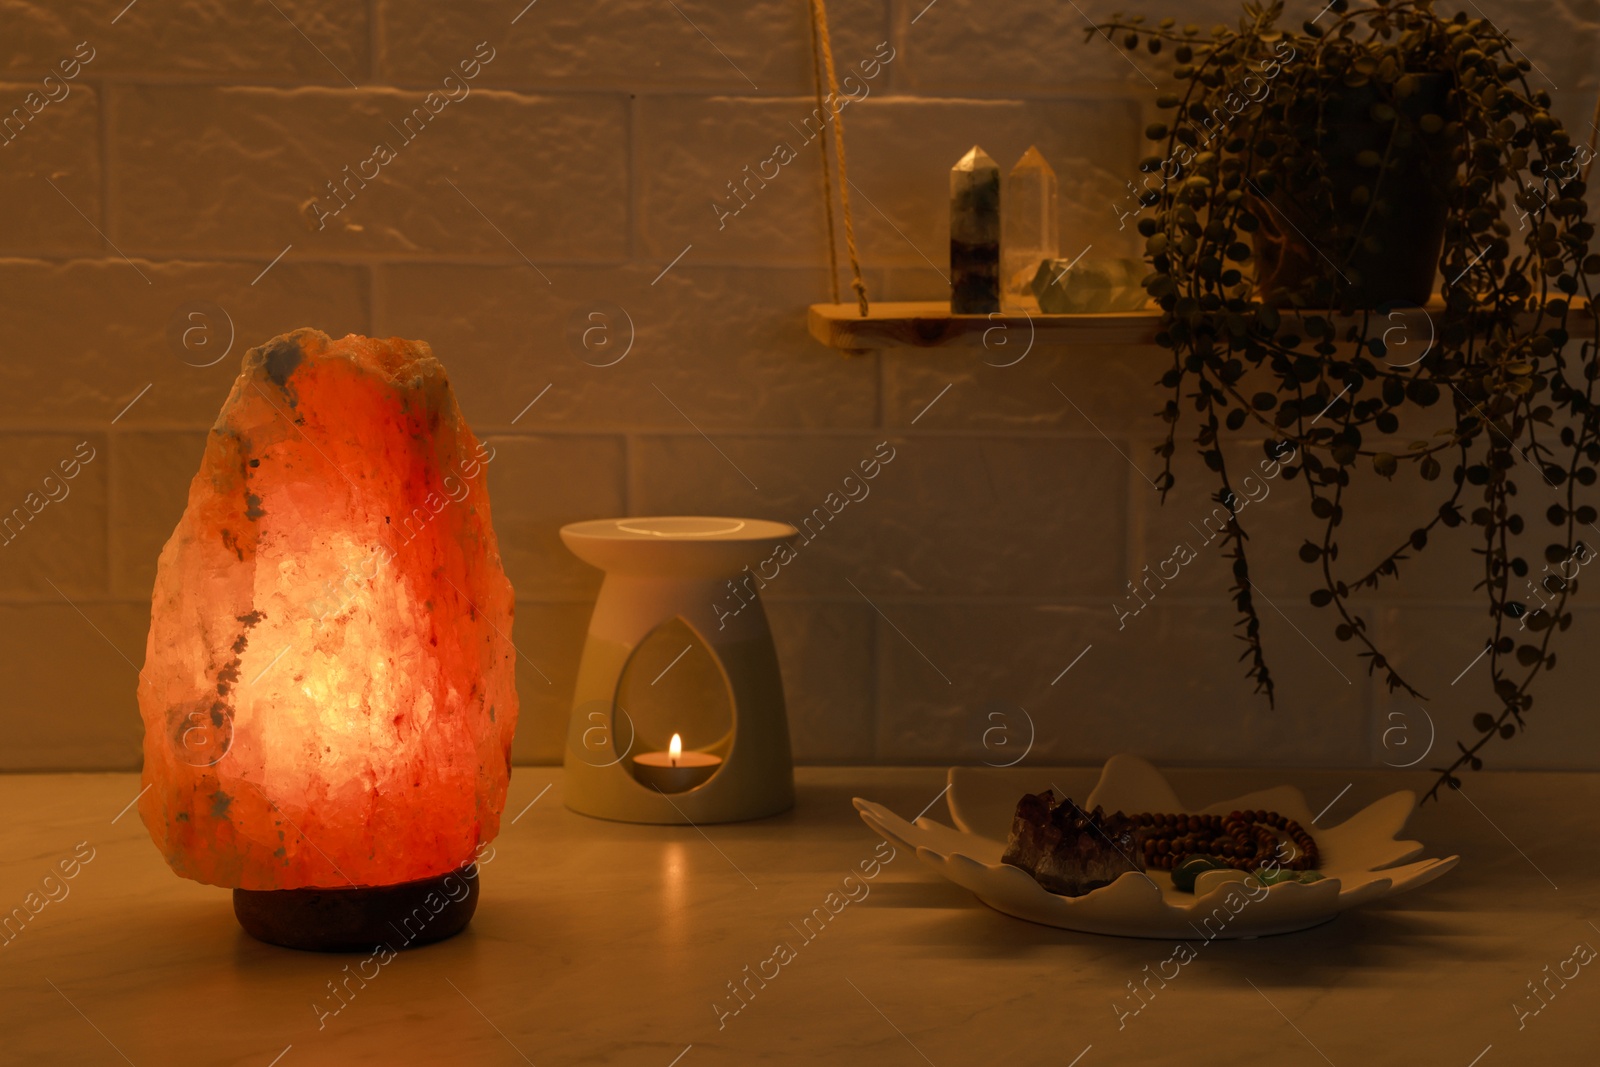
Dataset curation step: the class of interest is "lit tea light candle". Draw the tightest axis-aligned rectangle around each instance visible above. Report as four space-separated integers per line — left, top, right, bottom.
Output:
633 733 720 794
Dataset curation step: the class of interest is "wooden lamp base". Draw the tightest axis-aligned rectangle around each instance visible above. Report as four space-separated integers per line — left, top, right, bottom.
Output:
233 869 479 952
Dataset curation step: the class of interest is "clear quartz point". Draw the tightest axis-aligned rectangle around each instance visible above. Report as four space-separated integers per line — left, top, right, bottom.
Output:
1002 146 1058 310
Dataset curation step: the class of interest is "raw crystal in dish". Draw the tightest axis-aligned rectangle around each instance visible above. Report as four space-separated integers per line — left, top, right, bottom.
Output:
1001 790 1143 897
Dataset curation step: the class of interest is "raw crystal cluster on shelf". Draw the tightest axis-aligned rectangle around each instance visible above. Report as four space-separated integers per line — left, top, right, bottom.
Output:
1001 146 1058 310
137 329 518 891
1032 257 1150 314
950 145 1002 313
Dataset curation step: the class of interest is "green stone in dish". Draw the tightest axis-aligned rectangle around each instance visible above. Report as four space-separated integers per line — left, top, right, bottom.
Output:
1171 855 1226 893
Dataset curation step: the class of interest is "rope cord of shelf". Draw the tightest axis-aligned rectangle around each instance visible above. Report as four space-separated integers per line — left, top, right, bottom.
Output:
807 0 870 317
805 3 839 306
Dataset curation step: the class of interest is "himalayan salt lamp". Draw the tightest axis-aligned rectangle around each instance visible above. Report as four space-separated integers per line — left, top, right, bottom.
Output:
136 328 517 951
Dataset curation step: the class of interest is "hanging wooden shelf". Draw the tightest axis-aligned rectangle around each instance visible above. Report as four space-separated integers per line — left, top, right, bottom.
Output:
807 301 1161 353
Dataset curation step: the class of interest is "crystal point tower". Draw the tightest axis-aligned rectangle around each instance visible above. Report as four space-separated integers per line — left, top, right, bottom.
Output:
1003 146 1059 309
950 145 1001 314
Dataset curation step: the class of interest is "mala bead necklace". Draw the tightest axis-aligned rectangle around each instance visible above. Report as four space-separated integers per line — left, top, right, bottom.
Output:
1130 809 1320 872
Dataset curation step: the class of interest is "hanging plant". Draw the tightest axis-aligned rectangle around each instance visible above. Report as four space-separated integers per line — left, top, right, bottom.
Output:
1088 0 1600 799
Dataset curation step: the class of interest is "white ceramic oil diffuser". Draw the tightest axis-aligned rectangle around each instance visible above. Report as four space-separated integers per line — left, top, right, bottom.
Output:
559 517 798 824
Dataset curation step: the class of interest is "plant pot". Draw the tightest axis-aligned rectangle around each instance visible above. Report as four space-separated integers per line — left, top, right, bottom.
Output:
1253 73 1457 307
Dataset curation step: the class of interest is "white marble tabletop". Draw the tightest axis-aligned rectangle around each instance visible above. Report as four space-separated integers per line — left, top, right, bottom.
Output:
0 766 1594 1065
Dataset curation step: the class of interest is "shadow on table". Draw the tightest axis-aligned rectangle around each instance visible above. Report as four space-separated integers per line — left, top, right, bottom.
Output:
861 882 1507 975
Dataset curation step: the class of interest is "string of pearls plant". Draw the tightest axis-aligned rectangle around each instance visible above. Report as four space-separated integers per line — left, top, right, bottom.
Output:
1090 0 1600 799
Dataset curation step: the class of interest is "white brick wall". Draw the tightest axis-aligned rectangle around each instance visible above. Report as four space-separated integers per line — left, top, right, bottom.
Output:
2 0 1597 773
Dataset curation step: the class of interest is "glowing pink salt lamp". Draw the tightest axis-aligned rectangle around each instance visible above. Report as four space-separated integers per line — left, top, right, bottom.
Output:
136 329 517 950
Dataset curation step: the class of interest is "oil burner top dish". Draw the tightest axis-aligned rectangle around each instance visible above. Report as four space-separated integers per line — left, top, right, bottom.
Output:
854 754 1457 939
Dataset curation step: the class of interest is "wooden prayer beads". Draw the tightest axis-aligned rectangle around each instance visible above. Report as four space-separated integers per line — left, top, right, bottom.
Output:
1129 809 1320 872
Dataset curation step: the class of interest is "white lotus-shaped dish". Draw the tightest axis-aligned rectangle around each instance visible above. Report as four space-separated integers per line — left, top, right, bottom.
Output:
854 754 1458 938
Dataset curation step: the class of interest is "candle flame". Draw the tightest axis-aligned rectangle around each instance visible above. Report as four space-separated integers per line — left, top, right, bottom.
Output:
669 732 682 766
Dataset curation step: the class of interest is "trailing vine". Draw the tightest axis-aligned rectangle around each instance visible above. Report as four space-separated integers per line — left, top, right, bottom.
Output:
1089 0 1600 800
